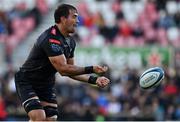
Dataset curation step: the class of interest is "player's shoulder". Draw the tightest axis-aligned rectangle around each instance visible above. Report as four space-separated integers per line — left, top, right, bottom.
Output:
37 26 62 44
47 26 57 37
48 25 66 42
37 26 53 42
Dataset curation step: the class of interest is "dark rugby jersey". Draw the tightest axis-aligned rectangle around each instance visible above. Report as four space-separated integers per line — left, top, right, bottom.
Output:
20 25 76 83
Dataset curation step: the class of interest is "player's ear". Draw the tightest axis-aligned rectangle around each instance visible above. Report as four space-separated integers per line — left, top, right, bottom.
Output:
60 16 67 24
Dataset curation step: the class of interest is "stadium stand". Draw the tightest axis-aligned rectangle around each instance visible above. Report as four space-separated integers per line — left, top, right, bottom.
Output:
0 0 179 121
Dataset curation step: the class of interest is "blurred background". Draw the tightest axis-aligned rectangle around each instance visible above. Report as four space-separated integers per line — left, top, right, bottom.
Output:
0 0 180 121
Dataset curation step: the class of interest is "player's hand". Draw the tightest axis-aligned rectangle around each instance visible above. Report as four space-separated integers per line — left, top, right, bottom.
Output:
96 76 110 88
93 65 108 74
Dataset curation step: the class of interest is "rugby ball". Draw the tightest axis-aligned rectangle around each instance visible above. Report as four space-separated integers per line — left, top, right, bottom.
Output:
139 67 164 89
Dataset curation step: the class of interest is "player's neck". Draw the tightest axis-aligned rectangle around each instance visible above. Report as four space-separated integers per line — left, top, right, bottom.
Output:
56 24 69 37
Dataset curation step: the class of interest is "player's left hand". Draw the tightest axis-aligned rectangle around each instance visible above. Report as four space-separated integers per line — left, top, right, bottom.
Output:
96 76 110 88
93 65 108 74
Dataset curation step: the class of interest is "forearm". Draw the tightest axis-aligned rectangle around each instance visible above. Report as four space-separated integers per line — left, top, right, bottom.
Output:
70 75 98 85
69 75 90 83
57 64 93 76
49 55 94 76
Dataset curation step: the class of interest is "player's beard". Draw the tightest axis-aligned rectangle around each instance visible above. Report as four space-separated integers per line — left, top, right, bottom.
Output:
67 25 76 33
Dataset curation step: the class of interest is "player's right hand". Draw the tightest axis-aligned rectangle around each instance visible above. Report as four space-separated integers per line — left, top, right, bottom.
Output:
96 76 110 88
93 65 108 74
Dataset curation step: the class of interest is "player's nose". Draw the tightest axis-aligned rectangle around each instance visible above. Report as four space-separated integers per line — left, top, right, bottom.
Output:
76 17 79 24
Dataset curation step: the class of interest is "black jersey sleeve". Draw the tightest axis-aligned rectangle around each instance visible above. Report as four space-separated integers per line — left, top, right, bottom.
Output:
69 37 76 58
41 36 64 57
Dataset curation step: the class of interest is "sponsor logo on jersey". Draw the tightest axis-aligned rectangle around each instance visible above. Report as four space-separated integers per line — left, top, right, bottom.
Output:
51 43 61 52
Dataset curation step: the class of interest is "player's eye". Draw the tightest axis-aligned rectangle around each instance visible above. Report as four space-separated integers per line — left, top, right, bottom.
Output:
73 15 77 19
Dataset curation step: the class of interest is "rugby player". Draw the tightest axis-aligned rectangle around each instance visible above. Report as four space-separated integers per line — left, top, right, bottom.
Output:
14 4 110 121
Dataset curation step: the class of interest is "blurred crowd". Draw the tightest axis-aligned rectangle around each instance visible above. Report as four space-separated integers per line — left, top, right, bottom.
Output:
54 66 180 121
0 0 55 63
0 0 180 121
75 0 180 48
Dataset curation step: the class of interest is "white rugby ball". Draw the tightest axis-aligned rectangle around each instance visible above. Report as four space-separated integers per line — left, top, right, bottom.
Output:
139 67 164 89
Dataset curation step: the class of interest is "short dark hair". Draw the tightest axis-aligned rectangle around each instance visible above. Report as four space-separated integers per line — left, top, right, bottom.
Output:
54 4 77 23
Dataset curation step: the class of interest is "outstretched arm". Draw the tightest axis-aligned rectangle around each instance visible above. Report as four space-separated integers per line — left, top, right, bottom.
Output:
67 58 110 88
49 54 108 76
70 75 110 88
66 57 91 82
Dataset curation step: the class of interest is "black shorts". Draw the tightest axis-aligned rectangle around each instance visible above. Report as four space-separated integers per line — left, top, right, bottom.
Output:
14 71 57 106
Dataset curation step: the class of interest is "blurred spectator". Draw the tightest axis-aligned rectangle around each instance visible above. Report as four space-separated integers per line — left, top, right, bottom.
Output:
0 96 7 121
175 105 180 120
164 79 178 96
0 11 8 34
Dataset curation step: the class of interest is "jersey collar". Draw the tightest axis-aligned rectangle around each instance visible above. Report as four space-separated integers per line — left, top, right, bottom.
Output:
54 25 67 39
